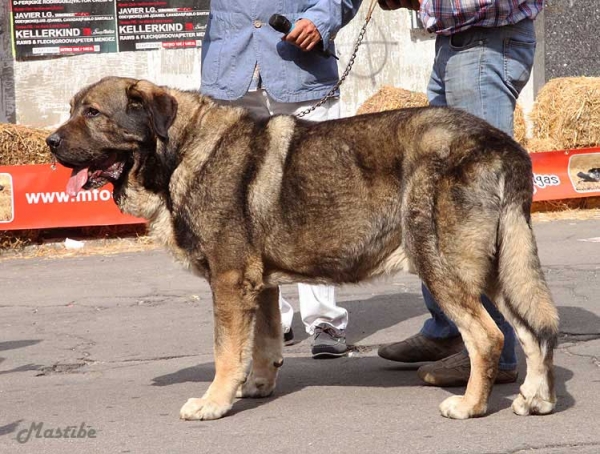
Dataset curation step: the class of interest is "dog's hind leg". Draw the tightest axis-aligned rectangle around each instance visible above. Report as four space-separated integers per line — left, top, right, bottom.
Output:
421 279 504 419
403 161 504 419
180 269 260 420
236 286 283 398
495 203 559 416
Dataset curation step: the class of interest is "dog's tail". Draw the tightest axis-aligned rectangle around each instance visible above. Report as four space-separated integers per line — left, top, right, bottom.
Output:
497 165 559 357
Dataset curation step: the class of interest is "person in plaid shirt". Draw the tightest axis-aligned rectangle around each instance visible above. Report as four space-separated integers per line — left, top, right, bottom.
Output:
420 0 544 35
378 0 544 387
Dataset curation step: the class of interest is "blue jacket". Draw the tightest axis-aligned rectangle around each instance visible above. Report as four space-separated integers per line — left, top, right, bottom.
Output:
200 1 362 103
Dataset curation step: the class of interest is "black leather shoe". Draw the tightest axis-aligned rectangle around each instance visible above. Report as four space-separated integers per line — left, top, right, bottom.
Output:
283 328 294 346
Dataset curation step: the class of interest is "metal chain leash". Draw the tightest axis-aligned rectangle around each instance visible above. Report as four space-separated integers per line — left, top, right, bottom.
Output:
296 0 379 118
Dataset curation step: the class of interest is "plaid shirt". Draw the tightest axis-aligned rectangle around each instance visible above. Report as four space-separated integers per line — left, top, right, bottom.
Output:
421 0 544 35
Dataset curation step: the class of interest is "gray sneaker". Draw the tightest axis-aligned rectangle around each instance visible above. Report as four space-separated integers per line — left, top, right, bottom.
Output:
311 323 347 359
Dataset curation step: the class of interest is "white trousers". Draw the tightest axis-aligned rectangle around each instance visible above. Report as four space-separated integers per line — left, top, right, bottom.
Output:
218 89 349 335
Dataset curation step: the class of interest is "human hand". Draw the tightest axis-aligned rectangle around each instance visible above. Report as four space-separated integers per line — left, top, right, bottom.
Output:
378 0 421 11
283 18 322 52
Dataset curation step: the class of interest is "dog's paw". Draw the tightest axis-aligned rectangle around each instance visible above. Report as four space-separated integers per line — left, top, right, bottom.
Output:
512 393 555 416
439 395 486 420
235 376 276 398
179 397 231 421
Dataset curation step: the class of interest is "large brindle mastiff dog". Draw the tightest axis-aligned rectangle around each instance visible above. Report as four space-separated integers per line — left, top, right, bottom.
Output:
47 77 559 421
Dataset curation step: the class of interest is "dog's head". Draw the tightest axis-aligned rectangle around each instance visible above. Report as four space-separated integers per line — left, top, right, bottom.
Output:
46 77 178 197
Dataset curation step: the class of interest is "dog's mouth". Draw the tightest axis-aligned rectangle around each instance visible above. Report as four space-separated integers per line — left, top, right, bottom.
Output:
66 154 125 196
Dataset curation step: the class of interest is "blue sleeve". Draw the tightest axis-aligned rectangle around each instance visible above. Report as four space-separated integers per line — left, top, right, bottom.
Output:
300 0 363 50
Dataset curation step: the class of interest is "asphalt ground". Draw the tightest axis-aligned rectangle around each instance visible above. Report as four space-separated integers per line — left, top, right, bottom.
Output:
1 217 599 454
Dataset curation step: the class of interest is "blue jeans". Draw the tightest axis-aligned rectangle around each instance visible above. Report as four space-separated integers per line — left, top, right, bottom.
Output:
419 20 537 370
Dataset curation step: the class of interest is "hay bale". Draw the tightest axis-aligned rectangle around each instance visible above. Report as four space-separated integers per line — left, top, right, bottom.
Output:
513 103 527 146
357 86 429 115
532 196 600 214
530 77 600 150
526 137 562 153
0 123 52 166
357 87 528 146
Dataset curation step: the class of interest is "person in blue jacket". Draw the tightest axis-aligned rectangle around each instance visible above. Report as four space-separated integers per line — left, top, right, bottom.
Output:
201 0 362 358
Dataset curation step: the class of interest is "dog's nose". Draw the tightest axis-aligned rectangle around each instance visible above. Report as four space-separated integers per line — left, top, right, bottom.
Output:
46 133 62 149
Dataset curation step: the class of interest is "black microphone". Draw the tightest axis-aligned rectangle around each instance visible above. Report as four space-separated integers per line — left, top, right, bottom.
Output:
268 14 339 60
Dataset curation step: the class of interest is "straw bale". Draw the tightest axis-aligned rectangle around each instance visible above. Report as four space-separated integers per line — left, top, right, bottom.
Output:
513 103 527 146
357 87 528 146
526 137 562 153
532 196 600 214
356 86 429 115
530 77 600 150
0 123 52 166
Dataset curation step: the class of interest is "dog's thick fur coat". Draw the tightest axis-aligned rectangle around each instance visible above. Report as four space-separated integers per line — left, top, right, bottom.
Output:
48 77 559 420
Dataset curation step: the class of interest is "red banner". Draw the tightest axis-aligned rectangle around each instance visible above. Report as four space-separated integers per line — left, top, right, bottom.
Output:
0 147 599 231
530 147 600 201
0 164 143 230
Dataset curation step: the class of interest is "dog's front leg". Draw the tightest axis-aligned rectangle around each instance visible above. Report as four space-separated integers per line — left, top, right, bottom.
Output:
237 287 283 398
180 270 257 420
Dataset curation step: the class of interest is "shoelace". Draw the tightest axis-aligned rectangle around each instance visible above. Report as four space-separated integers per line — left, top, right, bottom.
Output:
315 325 342 341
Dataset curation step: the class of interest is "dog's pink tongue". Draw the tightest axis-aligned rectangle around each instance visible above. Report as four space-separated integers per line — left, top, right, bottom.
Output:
66 168 89 197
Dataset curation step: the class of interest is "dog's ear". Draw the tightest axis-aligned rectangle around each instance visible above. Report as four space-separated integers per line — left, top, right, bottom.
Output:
127 80 178 141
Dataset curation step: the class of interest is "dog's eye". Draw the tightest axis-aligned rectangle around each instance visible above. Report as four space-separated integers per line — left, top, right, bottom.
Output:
85 108 100 118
